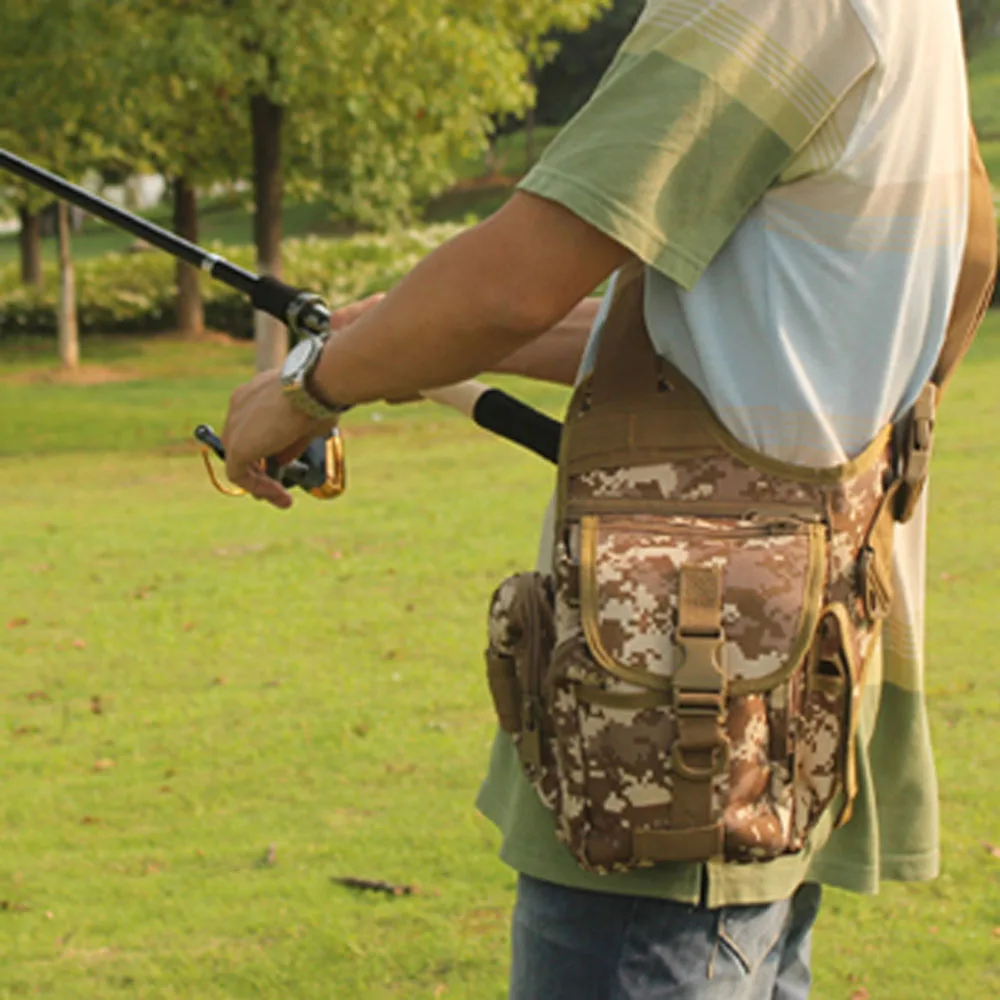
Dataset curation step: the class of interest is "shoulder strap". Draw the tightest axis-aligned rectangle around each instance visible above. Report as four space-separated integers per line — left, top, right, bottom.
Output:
934 125 998 393
894 125 997 522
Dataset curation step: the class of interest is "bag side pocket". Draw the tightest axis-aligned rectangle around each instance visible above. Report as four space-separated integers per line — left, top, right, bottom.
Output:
793 606 856 840
485 572 557 788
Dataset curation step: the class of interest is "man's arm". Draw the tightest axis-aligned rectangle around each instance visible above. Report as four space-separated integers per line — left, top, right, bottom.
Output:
308 192 627 403
222 192 630 505
491 297 601 386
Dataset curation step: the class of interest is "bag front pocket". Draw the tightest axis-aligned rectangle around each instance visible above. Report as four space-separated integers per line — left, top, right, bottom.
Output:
577 513 826 695
546 512 829 869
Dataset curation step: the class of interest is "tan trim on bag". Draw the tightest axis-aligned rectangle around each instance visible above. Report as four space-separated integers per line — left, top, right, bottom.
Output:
703 416 893 486
566 497 827 522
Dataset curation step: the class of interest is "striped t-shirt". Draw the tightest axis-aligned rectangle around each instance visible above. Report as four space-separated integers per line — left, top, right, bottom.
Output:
477 0 972 905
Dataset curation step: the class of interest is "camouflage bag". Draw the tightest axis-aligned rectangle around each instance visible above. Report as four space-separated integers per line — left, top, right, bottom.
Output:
485 130 997 873
487 271 893 871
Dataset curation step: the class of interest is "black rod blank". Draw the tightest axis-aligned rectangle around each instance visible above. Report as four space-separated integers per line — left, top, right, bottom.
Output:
0 148 259 296
1 147 567 465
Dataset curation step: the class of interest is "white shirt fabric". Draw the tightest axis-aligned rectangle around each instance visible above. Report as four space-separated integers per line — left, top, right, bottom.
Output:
583 0 970 467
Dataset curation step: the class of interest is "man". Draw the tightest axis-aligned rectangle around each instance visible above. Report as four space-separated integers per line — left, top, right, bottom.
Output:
222 1 993 996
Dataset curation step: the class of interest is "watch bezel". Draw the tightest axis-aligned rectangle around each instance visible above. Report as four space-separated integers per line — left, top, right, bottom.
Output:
280 335 349 419
280 336 325 389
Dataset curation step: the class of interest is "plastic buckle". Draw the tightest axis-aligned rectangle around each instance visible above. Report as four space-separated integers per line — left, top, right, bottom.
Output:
894 387 936 523
671 631 726 712
671 630 729 780
856 545 893 622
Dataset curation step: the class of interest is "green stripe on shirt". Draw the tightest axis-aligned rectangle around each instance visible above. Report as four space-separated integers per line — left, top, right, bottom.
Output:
519 53 794 290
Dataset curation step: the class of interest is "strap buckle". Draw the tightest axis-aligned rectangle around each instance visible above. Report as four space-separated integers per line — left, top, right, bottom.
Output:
894 385 936 523
672 629 729 780
856 545 893 622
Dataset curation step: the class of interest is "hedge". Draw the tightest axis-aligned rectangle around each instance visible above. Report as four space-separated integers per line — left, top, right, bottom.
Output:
0 225 463 338
1 218 995 340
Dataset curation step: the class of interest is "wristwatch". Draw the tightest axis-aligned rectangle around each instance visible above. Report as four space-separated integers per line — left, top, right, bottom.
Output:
280 335 351 420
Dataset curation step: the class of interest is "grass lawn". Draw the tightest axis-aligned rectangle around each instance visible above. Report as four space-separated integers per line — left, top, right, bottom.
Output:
1 314 999 998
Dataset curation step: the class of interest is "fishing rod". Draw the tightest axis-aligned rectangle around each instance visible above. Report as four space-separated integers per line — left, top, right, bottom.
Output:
0 148 562 498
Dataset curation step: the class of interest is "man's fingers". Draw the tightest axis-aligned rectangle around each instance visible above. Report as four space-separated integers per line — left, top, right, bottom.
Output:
274 434 319 466
329 293 386 331
227 461 294 510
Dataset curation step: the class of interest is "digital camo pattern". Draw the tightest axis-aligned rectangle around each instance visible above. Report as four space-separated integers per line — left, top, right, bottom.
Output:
486 429 891 870
724 694 796 860
487 575 524 654
590 516 816 686
795 683 846 840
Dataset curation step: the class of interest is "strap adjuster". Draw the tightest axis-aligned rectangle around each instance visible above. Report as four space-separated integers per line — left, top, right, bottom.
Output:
894 385 936 523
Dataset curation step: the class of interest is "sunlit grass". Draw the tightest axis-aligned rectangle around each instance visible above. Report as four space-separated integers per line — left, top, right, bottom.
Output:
1 318 999 997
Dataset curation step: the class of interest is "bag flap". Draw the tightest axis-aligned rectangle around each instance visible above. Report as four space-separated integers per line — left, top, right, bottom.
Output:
578 515 826 695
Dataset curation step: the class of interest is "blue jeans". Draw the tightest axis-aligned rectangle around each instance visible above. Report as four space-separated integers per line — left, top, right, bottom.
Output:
509 876 821 1000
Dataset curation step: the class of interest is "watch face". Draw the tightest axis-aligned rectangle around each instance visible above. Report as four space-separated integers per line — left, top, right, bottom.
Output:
281 337 320 385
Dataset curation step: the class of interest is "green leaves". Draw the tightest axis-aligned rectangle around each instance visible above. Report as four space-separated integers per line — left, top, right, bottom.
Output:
1 0 609 226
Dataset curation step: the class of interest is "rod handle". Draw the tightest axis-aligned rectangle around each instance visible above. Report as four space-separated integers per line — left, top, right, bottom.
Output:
251 277 332 338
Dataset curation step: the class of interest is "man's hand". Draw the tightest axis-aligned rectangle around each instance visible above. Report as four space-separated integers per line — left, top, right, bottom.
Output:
220 192 629 508
329 293 385 332
221 370 332 509
219 294 383 508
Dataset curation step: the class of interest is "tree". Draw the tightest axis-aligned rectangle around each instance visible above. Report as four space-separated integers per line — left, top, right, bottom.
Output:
475 1 613 162
3 0 610 368
99 7 248 339
535 0 644 126
0 0 104 368
139 0 609 369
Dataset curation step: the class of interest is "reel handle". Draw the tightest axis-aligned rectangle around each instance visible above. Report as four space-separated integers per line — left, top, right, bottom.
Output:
194 425 346 500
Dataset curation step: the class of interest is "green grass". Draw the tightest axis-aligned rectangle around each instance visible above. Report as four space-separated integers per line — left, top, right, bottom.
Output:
1 315 999 998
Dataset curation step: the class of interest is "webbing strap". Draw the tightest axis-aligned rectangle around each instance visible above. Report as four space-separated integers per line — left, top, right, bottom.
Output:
661 566 728 857
894 127 998 523
933 126 998 395
587 259 658 410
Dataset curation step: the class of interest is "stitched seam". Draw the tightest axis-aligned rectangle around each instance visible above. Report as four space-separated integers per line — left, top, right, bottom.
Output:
718 910 787 976
717 926 753 975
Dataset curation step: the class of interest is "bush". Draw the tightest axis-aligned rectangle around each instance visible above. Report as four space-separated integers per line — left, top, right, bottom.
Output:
0 225 463 339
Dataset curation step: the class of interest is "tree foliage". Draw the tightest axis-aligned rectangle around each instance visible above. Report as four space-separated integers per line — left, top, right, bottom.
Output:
535 0 643 126
961 0 1000 50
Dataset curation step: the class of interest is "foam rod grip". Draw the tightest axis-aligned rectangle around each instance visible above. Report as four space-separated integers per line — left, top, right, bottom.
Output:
423 381 561 465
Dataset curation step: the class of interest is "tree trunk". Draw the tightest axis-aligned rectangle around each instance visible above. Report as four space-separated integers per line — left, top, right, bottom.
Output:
57 202 79 371
251 91 287 371
18 207 43 289
173 177 204 338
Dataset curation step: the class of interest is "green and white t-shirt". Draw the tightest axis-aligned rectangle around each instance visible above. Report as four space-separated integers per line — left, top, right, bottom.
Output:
477 0 972 905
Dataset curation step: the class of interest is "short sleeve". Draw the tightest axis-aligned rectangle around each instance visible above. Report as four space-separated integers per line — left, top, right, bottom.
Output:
519 0 876 290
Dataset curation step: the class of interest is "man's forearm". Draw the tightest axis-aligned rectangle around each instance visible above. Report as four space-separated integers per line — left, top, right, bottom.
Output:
310 192 629 407
490 298 601 386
